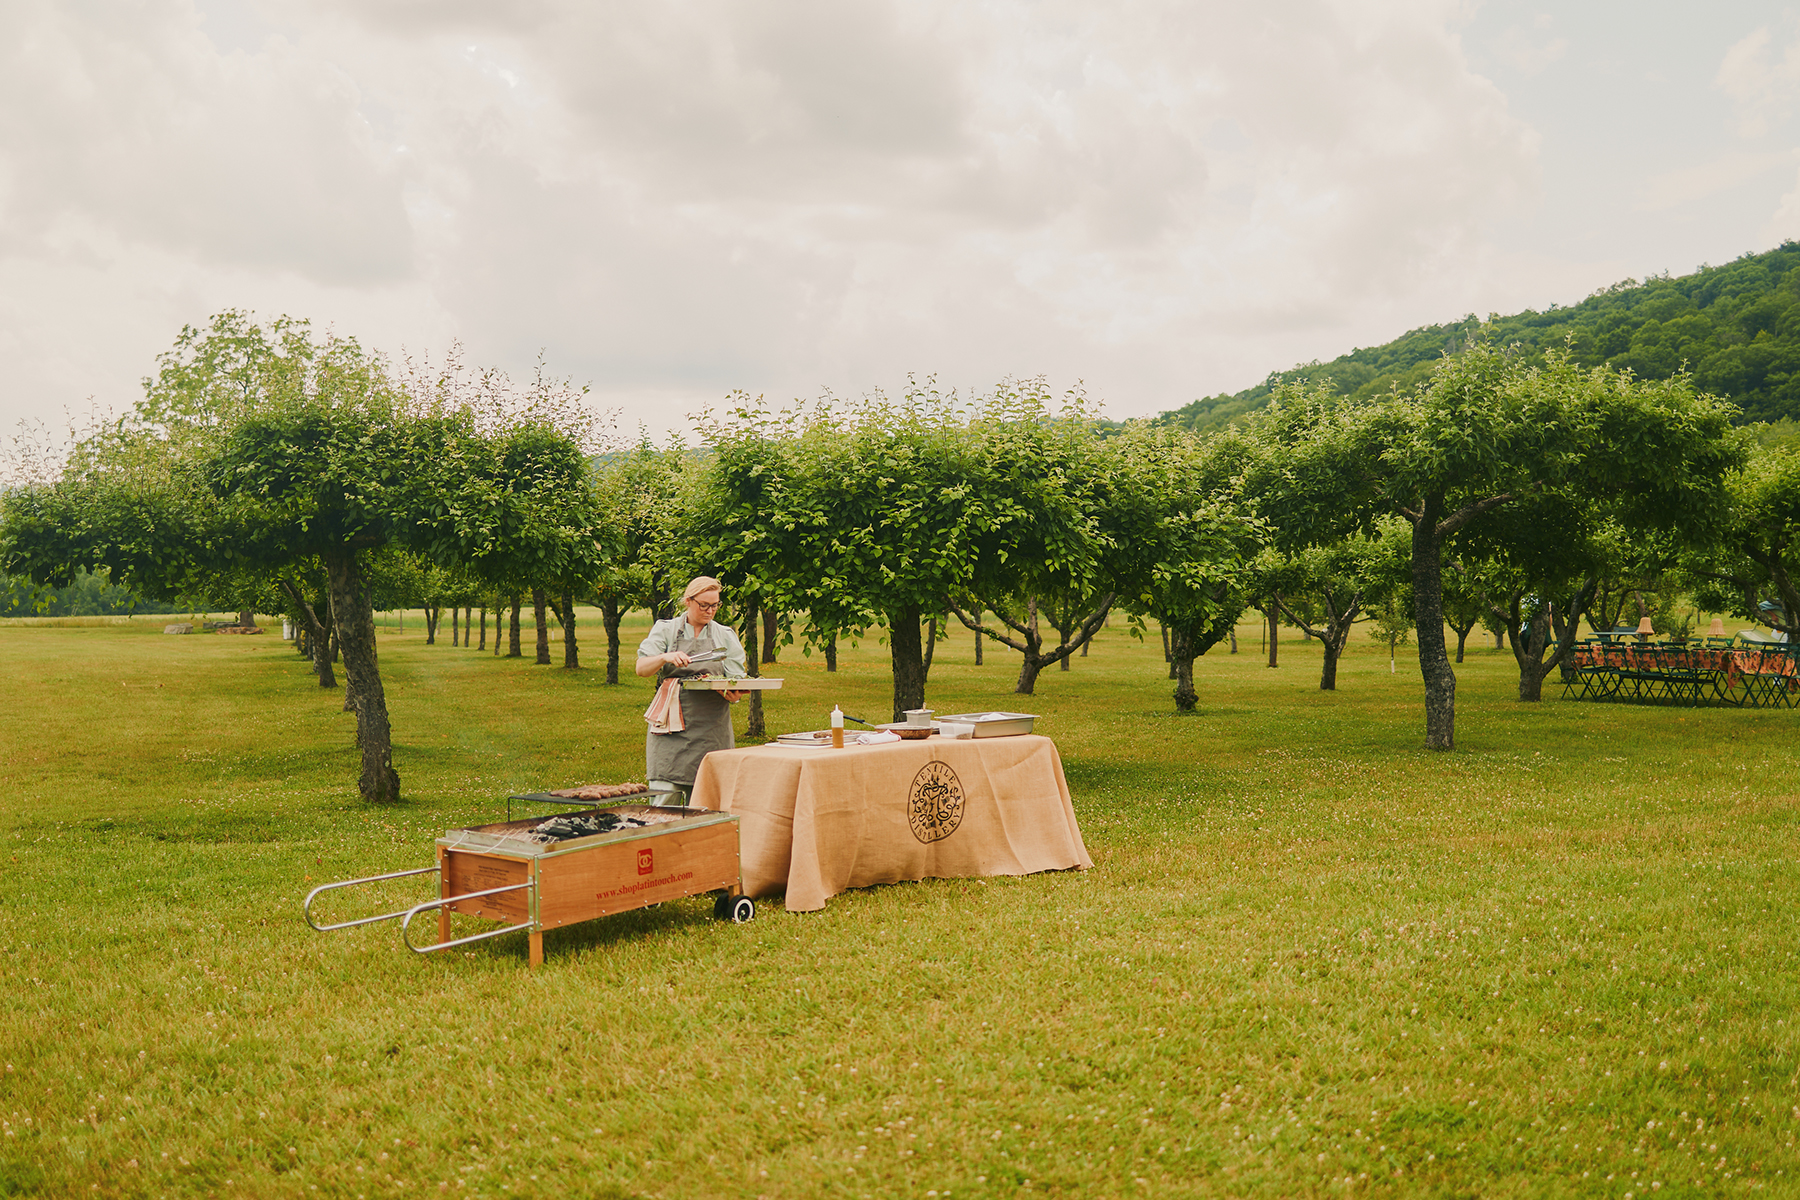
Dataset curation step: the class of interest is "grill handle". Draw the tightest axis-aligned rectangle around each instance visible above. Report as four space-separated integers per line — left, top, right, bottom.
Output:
399 883 535 955
304 865 442 932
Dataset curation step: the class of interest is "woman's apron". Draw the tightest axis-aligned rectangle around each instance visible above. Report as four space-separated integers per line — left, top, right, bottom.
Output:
645 620 735 789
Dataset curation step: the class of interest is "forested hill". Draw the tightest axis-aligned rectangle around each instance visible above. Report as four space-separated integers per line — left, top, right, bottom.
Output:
1158 241 1800 432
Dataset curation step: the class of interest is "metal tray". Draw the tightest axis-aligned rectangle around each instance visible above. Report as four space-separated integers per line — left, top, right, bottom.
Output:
935 711 1037 737
681 677 784 690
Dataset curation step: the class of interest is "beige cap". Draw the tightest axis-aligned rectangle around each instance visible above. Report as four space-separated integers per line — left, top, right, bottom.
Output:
682 575 724 603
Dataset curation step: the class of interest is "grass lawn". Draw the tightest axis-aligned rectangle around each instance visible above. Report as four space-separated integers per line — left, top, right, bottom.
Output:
1 612 1796 1198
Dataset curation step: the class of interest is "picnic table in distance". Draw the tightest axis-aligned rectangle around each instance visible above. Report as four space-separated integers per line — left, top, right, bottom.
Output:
1564 635 1796 708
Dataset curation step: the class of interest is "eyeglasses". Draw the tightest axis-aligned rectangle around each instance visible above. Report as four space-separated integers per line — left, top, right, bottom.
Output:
690 599 721 612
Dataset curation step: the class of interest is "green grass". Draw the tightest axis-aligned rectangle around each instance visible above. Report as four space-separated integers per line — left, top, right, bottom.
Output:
1 613 1796 1198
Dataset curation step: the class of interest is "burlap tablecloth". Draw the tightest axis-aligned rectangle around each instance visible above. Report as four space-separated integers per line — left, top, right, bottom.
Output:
688 734 1091 912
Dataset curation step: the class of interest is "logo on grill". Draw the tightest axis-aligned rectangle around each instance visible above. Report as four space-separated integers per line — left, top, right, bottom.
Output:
907 760 965 844
637 846 654 876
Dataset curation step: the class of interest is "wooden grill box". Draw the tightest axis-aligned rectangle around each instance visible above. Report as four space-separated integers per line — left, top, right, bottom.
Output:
306 805 748 968
436 806 743 966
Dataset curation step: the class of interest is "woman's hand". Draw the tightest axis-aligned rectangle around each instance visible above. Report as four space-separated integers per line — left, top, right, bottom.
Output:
722 689 748 703
664 651 692 668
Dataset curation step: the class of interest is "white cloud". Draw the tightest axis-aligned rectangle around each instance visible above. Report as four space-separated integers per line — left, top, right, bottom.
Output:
1716 24 1800 140
0 0 1542 435
1492 14 1567 75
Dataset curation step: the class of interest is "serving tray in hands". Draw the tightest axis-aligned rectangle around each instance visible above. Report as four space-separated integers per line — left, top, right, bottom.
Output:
680 677 784 690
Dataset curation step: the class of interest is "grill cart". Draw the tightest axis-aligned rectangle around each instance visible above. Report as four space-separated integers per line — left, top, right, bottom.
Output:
304 800 753 967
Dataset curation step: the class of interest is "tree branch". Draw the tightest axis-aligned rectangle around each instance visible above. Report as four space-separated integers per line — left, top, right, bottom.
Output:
947 599 1034 657
1036 594 1116 665
1435 493 1513 537
1274 596 1325 641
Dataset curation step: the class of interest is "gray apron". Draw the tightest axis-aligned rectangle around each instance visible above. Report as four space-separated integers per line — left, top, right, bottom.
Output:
645 620 736 789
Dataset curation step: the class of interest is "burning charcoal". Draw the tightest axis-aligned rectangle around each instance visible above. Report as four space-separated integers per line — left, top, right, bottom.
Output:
517 808 687 843
531 812 626 841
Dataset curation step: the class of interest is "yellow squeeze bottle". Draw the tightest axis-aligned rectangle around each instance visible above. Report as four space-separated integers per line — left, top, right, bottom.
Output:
830 705 845 749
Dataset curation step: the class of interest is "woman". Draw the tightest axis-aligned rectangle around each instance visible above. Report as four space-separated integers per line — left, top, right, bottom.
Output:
636 576 748 800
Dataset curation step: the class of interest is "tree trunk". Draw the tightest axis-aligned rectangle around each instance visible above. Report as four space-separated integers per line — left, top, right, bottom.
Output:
336 587 358 712
649 574 676 622
325 551 400 803
1229 628 1237 654
508 593 522 657
602 598 623 684
741 600 765 739
923 616 938 681
1409 500 1455 751
1320 634 1342 691
888 604 926 722
826 630 838 672
1518 656 1549 700
762 608 779 664
532 589 550 665
1510 586 1595 701
309 614 336 688
972 623 982 666
1266 600 1279 668
279 581 337 689
1013 599 1043 694
478 606 487 652
452 606 460 647
237 609 255 629
424 604 438 645
1048 607 1076 671
1454 624 1470 663
1171 626 1198 711
560 592 578 668
1509 599 1552 701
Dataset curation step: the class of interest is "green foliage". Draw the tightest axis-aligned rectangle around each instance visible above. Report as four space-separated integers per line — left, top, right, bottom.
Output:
0 568 179 617
1685 440 1800 637
1162 240 1800 432
1111 426 1262 644
693 380 1262 711
1237 338 1742 743
591 436 702 617
0 312 601 607
0 311 604 803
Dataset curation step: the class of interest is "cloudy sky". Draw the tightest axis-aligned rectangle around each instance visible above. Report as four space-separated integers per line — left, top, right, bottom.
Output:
7 0 1800 440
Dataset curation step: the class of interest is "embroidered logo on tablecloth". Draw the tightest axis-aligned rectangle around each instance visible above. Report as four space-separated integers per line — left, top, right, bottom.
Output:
907 760 965 844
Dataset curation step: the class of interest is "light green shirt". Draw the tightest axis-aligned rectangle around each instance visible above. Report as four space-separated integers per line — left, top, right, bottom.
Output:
637 616 748 677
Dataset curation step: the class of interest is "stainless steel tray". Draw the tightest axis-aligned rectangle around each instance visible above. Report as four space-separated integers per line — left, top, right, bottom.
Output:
935 711 1037 737
680 677 784 690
